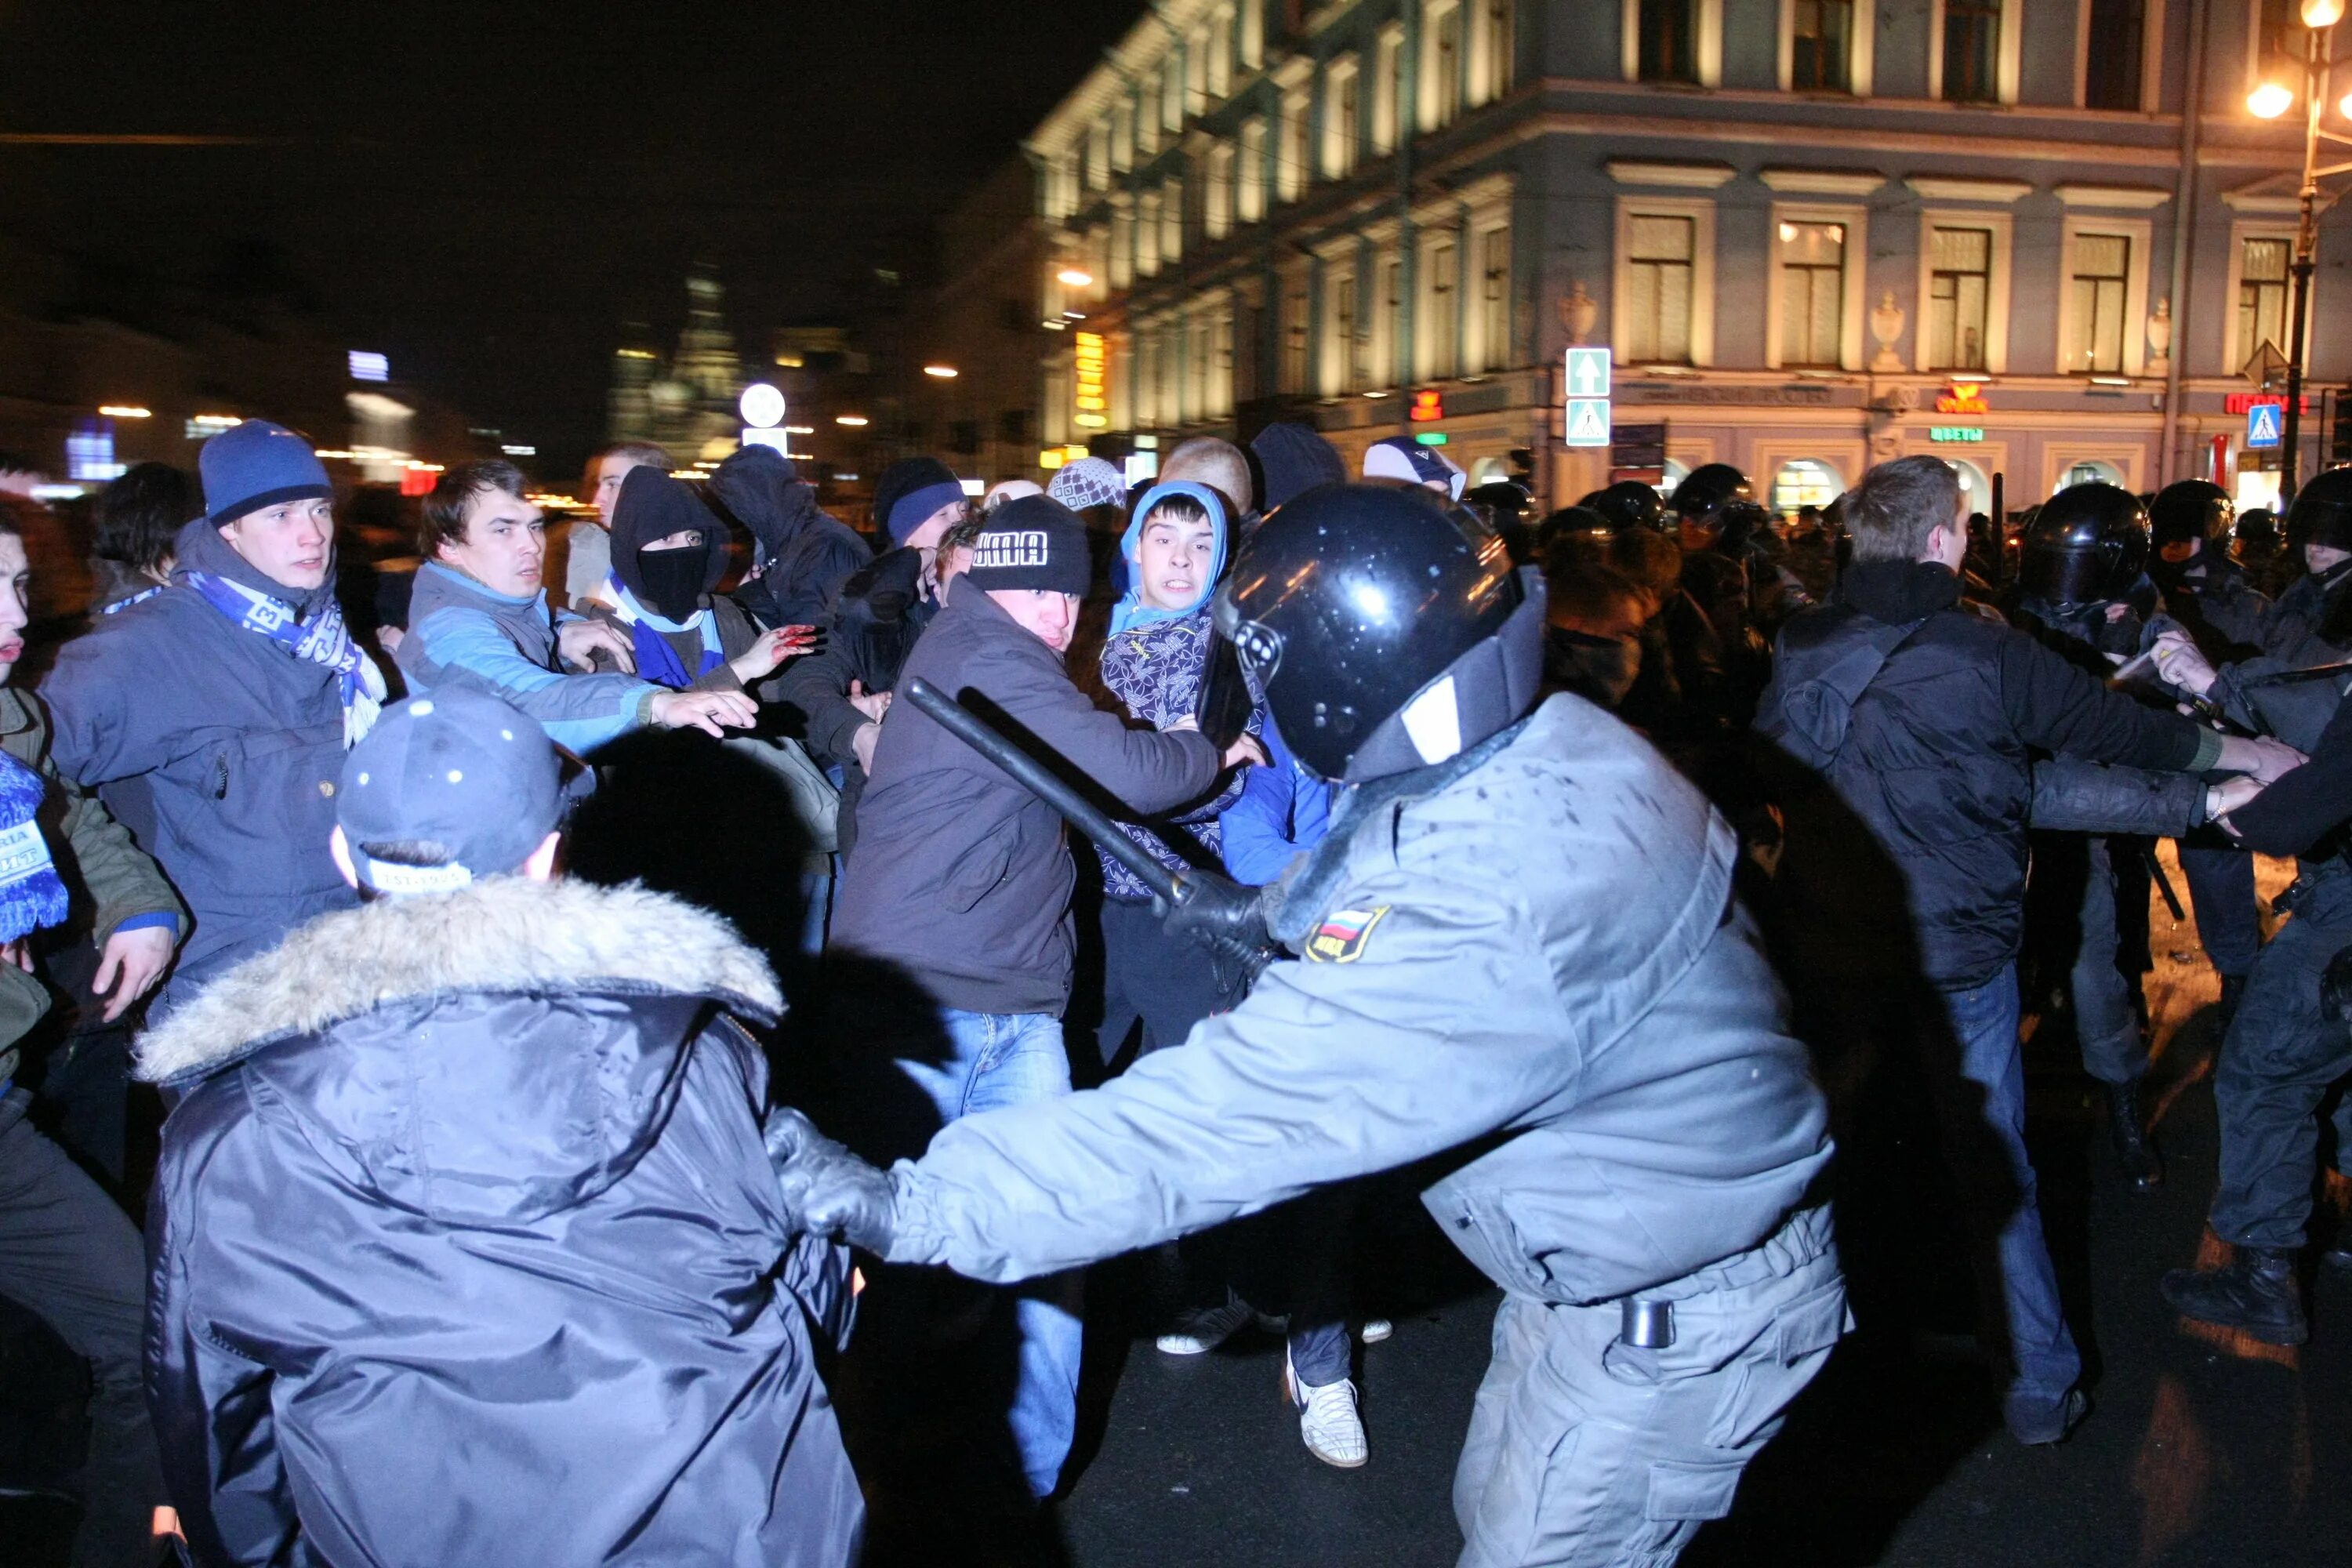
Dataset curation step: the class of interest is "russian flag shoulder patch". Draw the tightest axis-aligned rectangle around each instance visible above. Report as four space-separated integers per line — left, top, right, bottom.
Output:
1305 905 1391 964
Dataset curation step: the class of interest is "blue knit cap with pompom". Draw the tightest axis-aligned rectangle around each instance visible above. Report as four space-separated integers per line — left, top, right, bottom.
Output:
0 753 69 944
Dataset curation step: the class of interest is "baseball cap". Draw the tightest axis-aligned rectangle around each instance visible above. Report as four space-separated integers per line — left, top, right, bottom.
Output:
337 691 562 895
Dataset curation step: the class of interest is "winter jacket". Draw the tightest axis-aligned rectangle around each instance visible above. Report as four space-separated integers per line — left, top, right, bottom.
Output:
709 446 872 631
829 574 1218 1017
394 559 660 755
41 519 367 995
584 588 763 693
771 546 940 855
1094 608 1250 901
1756 558 2219 992
2155 558 2270 662
1220 716 1334 887
2207 557 2352 750
0 686 184 948
880 695 1833 1309
137 878 862 1568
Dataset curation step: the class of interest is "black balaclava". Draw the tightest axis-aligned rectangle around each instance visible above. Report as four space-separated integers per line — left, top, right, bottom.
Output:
636 546 708 622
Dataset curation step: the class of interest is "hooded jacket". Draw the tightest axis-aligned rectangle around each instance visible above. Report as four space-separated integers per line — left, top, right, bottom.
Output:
710 447 872 630
139 878 862 1568
1757 558 2218 991
830 574 1218 1017
1095 485 1252 901
395 558 661 754
1250 423 1348 512
771 546 939 855
42 518 365 995
880 695 1835 1311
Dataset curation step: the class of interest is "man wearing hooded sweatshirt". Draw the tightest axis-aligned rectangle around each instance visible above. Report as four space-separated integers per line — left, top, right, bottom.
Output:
1250 421 1348 513
140 691 863 1567
43 419 390 1000
398 460 760 750
829 495 1250 1504
773 456 969 854
710 445 872 631
586 465 811 695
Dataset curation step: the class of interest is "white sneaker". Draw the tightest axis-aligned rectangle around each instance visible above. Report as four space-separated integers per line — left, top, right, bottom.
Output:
1156 1296 1255 1356
1285 1345 1368 1468
1359 1318 1393 1345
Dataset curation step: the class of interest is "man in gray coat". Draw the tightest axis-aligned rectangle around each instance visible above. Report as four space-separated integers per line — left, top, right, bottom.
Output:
780 487 1842 1567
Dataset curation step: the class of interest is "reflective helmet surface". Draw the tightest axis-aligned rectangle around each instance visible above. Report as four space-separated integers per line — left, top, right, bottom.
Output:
2147 480 2235 550
1588 480 1664 534
1213 484 1539 782
2284 466 2352 554
1673 463 1752 520
2019 482 2149 610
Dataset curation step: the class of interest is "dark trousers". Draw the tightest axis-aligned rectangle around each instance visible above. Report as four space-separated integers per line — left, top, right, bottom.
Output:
1094 897 1236 1066
2179 839 2263 982
2212 861 2352 1251
0 1089 165 1568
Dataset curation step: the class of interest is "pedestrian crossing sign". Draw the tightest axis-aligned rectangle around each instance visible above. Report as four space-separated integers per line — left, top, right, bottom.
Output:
2247 401 2285 449
1565 397 1611 447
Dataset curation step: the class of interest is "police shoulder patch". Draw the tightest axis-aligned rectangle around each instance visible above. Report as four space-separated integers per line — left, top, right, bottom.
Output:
1305 905 1391 964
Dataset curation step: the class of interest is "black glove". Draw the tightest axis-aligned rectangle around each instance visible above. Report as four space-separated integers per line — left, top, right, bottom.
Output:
763 1107 899 1258
1156 870 1275 973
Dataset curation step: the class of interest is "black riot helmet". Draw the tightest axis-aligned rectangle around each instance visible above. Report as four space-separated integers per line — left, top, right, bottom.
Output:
1714 498 1771 554
2018 482 2150 611
1672 463 1752 520
2148 480 2235 552
2283 465 2352 553
1211 484 1544 783
1587 480 1665 534
2235 506 2281 558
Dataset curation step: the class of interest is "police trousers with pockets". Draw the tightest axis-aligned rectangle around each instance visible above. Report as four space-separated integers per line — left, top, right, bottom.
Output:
1451 1206 1846 1568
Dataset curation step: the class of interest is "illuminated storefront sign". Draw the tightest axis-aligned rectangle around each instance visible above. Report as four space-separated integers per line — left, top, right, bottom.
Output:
1933 379 1989 416
2223 393 2310 416
1408 390 1445 423
1929 426 1984 443
1073 332 1109 430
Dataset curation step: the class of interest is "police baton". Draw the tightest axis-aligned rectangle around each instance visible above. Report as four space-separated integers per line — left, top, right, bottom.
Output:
901 678 1276 983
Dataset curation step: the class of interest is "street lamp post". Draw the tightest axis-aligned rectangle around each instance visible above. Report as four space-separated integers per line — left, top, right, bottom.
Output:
2251 0 2352 501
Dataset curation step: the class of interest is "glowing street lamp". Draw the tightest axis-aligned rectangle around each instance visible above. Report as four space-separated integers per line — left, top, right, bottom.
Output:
835 414 870 427
1055 267 1094 288
2249 79 2297 118
922 364 959 379
2306 0 2344 28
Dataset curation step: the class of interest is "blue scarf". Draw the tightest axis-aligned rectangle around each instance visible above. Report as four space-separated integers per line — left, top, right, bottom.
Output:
101 585 164 616
602 579 725 691
1110 481 1230 637
180 570 384 743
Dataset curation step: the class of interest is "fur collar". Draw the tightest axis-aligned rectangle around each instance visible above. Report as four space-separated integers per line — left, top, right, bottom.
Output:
136 877 781 1086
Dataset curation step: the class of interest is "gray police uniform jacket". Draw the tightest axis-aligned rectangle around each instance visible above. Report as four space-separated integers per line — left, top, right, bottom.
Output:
884 695 1832 1306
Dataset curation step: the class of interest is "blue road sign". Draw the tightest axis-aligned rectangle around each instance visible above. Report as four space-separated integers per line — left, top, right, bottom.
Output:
1565 397 1612 447
2247 401 2285 449
1565 347 1612 400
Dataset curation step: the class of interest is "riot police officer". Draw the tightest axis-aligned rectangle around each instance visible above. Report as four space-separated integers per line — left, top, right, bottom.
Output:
1580 477 1667 535
2009 483 2168 1184
2147 479 2272 1025
772 485 1845 1568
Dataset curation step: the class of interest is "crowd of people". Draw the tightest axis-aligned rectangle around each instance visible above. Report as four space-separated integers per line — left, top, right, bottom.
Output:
0 410 2348 1568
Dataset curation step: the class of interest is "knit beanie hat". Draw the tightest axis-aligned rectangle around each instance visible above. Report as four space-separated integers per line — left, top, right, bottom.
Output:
0 753 69 942
873 456 967 545
200 419 331 526
1046 456 1127 513
964 495 1091 597
1363 434 1467 500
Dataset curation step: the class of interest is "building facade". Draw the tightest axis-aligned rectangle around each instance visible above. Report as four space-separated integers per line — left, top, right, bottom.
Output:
1023 0 2340 514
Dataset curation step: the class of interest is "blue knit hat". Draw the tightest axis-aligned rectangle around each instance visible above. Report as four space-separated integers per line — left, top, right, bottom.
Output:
200 419 331 526
0 753 69 943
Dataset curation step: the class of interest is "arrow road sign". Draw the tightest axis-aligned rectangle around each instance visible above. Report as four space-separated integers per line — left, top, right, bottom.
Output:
1565 347 1612 399
1565 397 1612 447
2248 401 2285 449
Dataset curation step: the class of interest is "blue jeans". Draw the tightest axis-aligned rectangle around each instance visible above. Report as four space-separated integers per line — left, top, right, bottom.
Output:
1928 967 2082 1425
896 1009 1083 1498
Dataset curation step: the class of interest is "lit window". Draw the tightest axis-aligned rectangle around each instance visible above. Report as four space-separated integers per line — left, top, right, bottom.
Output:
1777 220 1846 368
2067 232 2131 375
1926 226 1991 372
2239 237 2291 370
1772 459 1844 515
1625 214 1695 365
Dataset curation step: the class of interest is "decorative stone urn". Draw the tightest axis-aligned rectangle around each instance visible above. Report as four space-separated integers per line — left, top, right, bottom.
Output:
1559 281 1599 347
2147 296 2174 376
1869 291 1907 373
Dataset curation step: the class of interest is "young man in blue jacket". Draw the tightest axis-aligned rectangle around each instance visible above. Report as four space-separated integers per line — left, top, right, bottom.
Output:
397 460 760 749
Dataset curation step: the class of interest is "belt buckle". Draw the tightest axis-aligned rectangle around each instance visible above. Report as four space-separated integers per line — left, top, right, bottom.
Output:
1621 1297 1675 1350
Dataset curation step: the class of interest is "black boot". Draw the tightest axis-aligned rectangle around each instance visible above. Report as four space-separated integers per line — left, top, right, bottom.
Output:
2160 1247 2308 1345
2103 1080 2162 1190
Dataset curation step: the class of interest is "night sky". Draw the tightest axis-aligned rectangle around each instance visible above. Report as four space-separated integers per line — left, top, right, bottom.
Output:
0 1 1143 472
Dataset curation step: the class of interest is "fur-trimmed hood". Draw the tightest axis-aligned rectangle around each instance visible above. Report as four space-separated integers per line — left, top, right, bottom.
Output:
136 878 785 1225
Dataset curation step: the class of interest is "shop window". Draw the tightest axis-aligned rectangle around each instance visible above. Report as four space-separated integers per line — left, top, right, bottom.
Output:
1773 459 1845 515
2060 459 2125 492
